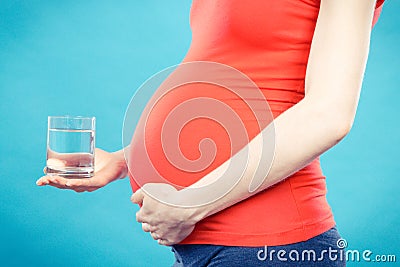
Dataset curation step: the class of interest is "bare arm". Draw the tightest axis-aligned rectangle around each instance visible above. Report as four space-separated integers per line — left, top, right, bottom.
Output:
178 0 378 218
37 148 128 192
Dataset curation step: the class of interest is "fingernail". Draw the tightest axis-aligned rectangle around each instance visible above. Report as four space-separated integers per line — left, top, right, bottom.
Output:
65 182 71 187
36 179 48 185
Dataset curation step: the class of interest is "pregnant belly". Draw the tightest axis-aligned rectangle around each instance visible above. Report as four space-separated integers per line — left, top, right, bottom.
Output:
127 62 273 191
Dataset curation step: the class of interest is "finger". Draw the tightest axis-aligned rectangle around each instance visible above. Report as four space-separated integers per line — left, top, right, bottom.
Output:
47 176 79 190
142 223 155 233
36 176 50 186
131 189 145 205
48 176 94 188
67 177 107 190
47 176 80 189
142 223 150 232
150 232 160 240
64 178 93 188
36 175 100 193
46 180 70 190
46 158 66 168
157 239 171 246
57 180 100 192
136 210 146 223
64 186 99 193
85 186 101 192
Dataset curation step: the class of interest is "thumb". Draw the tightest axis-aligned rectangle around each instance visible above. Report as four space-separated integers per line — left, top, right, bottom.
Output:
131 189 145 205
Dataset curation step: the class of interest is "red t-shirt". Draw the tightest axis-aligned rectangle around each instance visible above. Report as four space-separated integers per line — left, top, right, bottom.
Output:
129 0 385 246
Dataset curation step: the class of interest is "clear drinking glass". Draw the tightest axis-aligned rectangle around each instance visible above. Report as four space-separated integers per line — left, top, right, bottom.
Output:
46 116 95 178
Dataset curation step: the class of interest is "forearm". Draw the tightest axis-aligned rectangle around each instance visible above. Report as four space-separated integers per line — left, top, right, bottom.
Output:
183 97 347 219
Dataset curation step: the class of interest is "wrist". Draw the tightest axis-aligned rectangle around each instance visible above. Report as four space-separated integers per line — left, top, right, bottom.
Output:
112 148 127 161
112 149 129 179
174 189 214 223
191 205 212 223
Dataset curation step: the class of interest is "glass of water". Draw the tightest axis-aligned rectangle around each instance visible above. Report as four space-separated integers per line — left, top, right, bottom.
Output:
46 116 95 178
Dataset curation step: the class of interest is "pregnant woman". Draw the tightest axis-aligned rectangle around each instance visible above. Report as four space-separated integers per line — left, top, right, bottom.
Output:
37 0 385 266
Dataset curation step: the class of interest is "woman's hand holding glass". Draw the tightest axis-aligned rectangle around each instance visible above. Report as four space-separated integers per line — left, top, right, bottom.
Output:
36 148 128 192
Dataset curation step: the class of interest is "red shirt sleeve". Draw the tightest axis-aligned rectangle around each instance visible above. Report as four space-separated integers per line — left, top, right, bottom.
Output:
372 0 385 27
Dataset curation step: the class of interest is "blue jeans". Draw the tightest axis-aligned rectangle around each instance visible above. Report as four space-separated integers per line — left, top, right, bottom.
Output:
171 227 346 266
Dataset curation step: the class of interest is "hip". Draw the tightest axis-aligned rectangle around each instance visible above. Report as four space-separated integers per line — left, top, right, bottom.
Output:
172 226 346 267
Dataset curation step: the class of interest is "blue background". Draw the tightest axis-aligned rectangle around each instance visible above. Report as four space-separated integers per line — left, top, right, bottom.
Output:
0 1 398 266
